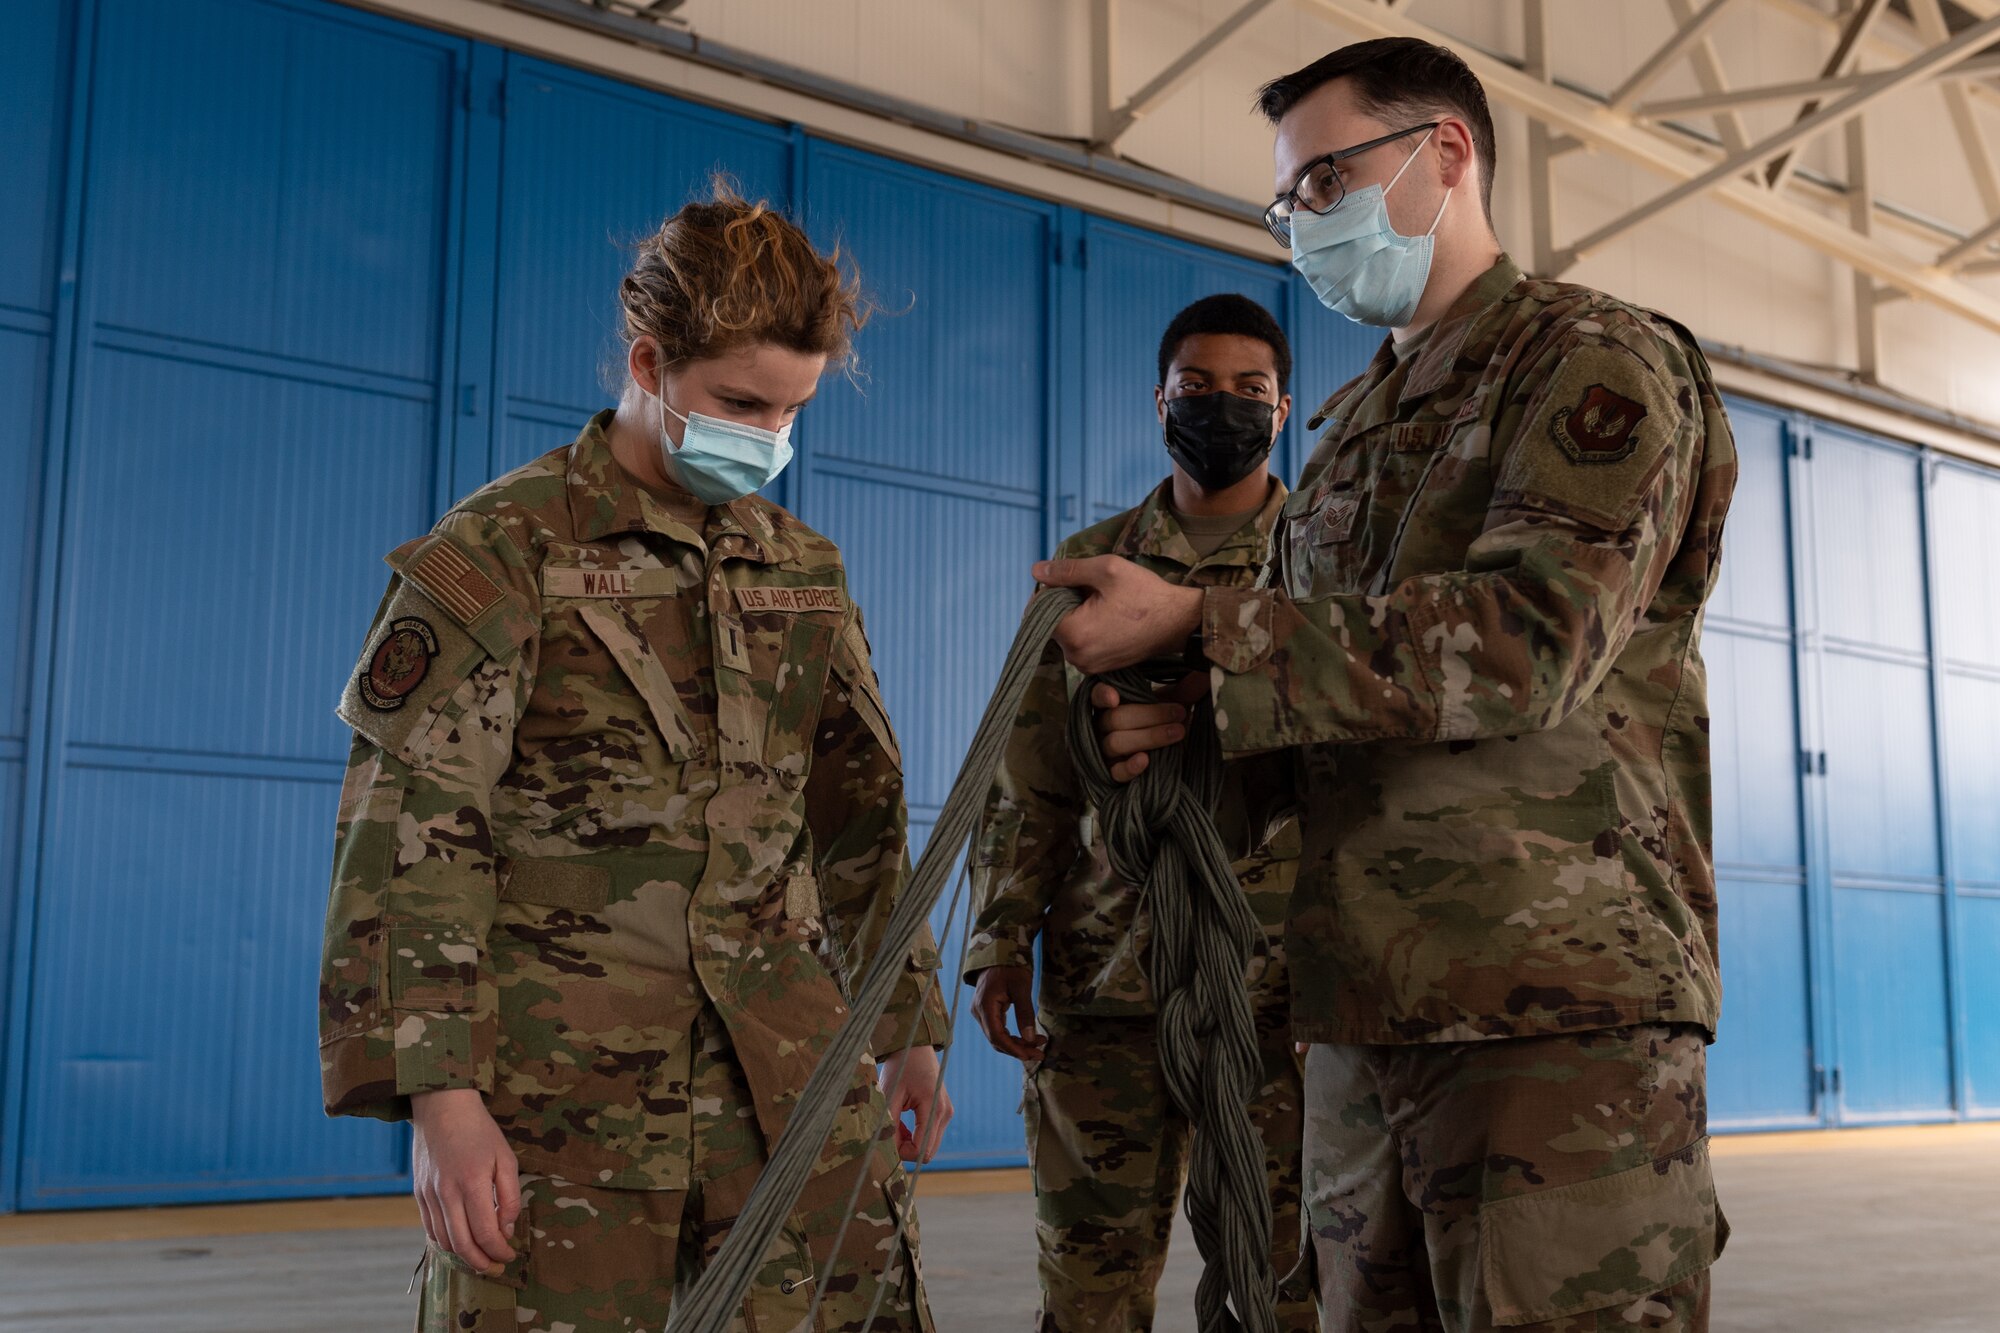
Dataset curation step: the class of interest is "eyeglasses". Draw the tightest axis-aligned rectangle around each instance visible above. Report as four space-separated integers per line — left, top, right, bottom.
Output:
1263 122 1440 247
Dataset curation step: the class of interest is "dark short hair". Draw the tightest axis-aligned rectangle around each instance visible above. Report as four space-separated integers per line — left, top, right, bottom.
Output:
1256 37 1496 219
1157 293 1292 388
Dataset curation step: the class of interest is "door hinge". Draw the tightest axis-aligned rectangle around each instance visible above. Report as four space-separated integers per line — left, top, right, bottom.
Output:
1799 749 1826 776
459 384 480 418
1075 235 1088 269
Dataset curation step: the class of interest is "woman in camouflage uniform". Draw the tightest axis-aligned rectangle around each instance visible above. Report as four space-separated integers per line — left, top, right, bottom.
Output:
318 186 951 1332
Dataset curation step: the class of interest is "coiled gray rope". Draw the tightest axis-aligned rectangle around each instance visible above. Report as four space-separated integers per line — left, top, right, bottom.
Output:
1067 667 1276 1333
669 587 1275 1332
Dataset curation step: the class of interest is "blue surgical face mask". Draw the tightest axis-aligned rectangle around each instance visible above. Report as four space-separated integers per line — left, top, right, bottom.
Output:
1290 130 1451 328
655 389 795 505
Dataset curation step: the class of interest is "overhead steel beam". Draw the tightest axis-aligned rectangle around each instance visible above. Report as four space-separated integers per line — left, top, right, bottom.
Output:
1294 0 2000 336
1090 0 1119 148
1524 0 1558 275
1607 0 1741 111
1940 213 2000 268
1845 115 1879 380
1908 0 2000 221
1665 0 1751 154
1765 0 1892 193
1637 54 2000 117
1099 0 1281 146
1556 14 2000 267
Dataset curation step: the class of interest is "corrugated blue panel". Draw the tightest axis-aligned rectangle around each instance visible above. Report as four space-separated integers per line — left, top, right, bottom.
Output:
1703 399 1813 1128
1932 464 2000 1119
1808 425 1951 1122
1820 654 1941 881
1705 614 1802 872
807 147 1051 497
1707 400 1793 631
1943 672 2000 887
56 352 436 760
1080 218 1289 521
23 768 400 1203
1810 429 1930 655
0 0 67 1205
1932 467 2000 888
88 0 453 381
0 0 65 321
792 150 1053 1166
0 328 49 751
1709 877 1815 1124
1957 895 2000 1113
1930 464 2000 669
490 59 793 474
12 0 459 1208
1831 887 1954 1118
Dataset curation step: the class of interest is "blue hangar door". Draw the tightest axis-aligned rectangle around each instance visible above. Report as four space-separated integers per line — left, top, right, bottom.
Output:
11 0 466 1207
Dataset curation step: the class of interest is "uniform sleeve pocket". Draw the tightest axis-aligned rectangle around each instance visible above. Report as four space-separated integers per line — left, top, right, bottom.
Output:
386 923 481 1013
1479 1138 1723 1327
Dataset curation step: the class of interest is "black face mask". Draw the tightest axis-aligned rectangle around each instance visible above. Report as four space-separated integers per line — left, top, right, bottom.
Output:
1163 390 1277 492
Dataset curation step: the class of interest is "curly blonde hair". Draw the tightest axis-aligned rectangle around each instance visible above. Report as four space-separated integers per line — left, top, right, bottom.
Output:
620 178 866 371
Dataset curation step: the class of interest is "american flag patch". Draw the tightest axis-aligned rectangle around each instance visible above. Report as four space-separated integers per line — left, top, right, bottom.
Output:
408 539 503 624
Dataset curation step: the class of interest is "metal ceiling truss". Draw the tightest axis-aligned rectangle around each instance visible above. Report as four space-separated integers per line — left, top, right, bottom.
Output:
1278 0 2000 370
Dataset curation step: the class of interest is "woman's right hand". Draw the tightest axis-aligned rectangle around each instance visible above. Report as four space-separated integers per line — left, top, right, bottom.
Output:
411 1088 521 1274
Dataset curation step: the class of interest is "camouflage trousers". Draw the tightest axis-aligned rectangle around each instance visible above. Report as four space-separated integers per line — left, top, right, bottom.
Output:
1303 1023 1727 1333
417 1009 933 1332
1023 1007 1316 1332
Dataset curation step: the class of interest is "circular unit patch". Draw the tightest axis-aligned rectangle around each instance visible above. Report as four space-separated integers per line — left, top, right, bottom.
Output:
359 616 439 711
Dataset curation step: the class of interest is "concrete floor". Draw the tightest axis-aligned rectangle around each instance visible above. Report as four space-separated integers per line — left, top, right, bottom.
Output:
1 1125 1995 1331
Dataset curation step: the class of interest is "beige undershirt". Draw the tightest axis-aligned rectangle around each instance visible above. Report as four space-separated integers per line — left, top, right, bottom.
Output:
1391 322 1436 364
1170 503 1265 562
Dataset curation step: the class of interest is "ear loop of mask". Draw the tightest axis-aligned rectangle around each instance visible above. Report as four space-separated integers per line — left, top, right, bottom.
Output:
652 347 685 452
1381 127 1452 238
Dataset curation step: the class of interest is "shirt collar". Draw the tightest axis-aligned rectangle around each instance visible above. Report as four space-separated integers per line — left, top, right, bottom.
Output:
1399 253 1526 404
1113 476 1289 568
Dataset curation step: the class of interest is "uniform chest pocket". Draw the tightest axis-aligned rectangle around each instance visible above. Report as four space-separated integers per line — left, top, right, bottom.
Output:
1283 421 1452 602
714 586 841 785
572 602 703 762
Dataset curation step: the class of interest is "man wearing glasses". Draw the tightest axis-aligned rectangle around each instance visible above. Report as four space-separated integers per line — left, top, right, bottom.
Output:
1035 37 1737 1333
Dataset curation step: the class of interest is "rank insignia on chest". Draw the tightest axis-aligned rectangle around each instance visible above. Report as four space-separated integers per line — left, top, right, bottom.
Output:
1553 384 1647 463
359 616 438 711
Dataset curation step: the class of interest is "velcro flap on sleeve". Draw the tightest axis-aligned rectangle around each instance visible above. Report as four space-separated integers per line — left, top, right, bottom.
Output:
399 533 537 661
1479 1138 1722 1326
1494 339 1681 533
338 581 490 763
386 922 481 1013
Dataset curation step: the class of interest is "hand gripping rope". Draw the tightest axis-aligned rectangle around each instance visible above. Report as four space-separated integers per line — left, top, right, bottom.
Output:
669 587 1279 1333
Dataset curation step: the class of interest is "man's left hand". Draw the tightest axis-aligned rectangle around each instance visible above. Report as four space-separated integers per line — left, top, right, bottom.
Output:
879 1046 954 1164
1033 555 1204 675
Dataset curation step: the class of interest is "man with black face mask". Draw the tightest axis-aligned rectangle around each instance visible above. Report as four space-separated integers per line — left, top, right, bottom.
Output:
964 294 1314 1333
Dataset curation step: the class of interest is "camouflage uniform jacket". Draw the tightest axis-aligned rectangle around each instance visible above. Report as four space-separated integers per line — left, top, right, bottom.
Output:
968 478 1300 1017
1200 256 1736 1046
319 411 950 1190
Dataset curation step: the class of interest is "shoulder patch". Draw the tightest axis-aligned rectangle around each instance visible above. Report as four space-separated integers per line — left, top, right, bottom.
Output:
1551 384 1648 464
358 617 439 711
